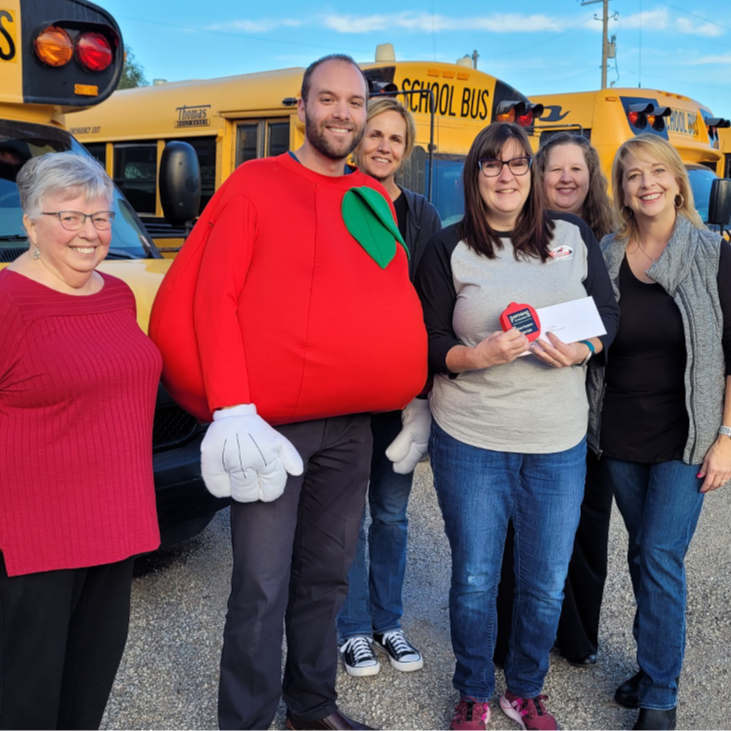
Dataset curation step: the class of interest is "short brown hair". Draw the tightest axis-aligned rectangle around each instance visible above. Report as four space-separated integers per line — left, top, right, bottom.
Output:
300 54 367 105
352 97 417 168
611 134 703 240
457 122 554 261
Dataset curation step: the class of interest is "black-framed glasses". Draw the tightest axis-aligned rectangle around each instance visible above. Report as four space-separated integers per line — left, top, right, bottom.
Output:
41 210 115 231
478 157 532 177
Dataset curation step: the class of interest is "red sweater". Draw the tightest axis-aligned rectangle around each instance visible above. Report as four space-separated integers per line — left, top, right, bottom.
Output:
0 270 161 576
150 153 428 424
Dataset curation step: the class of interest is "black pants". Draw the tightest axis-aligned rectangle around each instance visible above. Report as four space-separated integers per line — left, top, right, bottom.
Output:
495 451 613 664
218 414 373 730
0 555 134 730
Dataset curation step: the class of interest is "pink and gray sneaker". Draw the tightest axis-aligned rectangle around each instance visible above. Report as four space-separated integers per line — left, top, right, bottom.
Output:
450 696 491 731
499 691 558 730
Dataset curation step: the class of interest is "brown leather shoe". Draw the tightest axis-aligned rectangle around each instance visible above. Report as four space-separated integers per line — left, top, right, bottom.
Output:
285 708 375 730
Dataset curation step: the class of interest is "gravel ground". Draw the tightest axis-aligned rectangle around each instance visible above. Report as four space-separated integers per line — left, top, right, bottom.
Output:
102 460 731 730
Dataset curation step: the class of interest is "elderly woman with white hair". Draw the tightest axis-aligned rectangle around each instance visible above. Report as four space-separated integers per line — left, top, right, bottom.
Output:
0 152 161 730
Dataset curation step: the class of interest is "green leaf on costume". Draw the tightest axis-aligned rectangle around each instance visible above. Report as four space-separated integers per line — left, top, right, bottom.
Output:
342 187 409 269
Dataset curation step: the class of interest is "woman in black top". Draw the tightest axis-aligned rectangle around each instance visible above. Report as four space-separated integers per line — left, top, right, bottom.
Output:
589 134 731 730
337 97 441 677
494 133 618 668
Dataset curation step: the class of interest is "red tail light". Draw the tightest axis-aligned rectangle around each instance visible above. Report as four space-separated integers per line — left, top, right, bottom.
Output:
75 32 113 72
628 111 639 126
516 110 534 127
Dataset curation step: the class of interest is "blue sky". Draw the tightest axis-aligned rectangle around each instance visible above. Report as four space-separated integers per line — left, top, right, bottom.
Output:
99 0 731 120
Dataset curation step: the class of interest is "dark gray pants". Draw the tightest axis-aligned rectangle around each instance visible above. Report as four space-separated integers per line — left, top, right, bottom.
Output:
218 414 373 730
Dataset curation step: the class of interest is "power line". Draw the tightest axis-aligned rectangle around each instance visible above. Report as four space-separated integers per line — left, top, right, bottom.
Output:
660 1 731 35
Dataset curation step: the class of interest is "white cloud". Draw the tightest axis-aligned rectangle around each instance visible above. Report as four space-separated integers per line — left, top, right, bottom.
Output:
675 17 724 38
322 12 564 35
690 53 731 65
206 18 304 33
617 8 669 30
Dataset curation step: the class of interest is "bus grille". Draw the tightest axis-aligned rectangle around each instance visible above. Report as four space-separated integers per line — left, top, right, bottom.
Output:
153 403 199 450
0 247 28 262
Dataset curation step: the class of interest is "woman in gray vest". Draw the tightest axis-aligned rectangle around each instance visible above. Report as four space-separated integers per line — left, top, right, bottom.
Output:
415 122 619 731
588 133 731 730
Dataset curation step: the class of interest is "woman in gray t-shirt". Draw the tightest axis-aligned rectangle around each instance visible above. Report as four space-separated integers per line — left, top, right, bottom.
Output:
414 122 619 731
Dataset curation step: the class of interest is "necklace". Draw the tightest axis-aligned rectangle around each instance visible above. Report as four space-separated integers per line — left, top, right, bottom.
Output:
634 238 662 266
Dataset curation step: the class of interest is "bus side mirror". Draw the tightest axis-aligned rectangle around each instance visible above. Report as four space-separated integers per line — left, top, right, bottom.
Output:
159 141 201 227
708 178 731 227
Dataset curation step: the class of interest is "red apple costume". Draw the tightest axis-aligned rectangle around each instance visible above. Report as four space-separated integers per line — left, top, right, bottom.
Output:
150 152 427 425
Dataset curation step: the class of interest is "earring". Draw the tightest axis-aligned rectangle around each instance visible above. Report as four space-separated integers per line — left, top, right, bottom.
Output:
32 246 41 260
675 193 684 209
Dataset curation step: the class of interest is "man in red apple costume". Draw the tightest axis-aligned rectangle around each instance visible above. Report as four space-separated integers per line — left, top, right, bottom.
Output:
150 54 427 731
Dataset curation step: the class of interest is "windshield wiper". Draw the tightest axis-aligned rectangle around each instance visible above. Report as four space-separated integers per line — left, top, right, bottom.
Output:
0 234 28 242
104 248 137 260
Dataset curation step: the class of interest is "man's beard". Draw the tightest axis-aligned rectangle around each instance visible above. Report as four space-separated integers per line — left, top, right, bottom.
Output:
305 116 364 162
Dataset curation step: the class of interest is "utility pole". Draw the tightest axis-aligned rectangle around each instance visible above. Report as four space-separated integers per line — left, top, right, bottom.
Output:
581 0 609 88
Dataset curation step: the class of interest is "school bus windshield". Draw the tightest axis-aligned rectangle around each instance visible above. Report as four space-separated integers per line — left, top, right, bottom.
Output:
0 120 153 261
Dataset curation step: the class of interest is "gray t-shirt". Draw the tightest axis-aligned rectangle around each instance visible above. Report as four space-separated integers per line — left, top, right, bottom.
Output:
415 212 619 454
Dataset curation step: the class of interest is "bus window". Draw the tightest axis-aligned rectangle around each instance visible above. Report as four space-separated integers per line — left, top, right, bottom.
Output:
113 142 157 215
185 137 216 212
0 120 152 259
268 121 289 157
236 123 259 166
428 154 466 227
236 119 291 166
84 142 106 167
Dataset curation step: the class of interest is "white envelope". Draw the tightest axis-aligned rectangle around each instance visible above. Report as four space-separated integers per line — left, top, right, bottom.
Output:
516 296 606 356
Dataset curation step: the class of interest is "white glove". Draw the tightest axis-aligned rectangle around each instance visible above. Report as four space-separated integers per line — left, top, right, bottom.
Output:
201 404 304 503
385 398 432 475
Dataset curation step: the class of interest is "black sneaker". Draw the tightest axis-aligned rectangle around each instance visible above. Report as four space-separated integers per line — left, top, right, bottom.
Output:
373 629 423 672
339 635 380 677
633 708 677 730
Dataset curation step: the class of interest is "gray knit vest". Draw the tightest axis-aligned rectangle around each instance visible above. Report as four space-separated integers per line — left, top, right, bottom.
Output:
587 214 725 464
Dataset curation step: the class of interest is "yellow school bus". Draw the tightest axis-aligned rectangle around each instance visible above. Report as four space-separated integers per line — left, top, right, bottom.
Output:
69 49 539 251
715 126 731 179
0 0 224 545
531 89 729 223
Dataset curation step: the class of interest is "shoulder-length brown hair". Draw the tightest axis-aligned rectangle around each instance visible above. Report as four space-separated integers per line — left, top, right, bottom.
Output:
457 122 554 261
535 132 617 241
611 134 704 241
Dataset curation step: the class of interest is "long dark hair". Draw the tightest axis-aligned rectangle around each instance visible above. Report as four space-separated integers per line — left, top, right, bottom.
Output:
457 123 554 261
536 133 617 241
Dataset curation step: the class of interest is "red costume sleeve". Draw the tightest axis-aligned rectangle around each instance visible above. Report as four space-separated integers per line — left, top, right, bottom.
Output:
193 195 257 412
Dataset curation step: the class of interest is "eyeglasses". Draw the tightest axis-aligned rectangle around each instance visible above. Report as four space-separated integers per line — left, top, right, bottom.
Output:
41 210 115 231
478 157 532 177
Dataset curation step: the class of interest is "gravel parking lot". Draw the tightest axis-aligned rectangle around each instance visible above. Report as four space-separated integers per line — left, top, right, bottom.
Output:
102 460 731 730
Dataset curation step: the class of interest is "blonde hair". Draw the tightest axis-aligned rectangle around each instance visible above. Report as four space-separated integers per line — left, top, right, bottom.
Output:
352 97 416 167
611 134 703 240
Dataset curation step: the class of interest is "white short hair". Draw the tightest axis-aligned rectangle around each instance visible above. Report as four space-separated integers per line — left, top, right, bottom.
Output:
17 151 113 219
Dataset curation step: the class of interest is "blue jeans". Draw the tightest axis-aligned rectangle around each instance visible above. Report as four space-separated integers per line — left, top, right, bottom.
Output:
601 457 705 711
430 422 586 701
338 411 415 638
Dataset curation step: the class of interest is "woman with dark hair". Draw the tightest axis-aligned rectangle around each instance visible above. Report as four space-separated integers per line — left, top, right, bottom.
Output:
415 122 618 731
495 133 618 669
589 134 731 730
